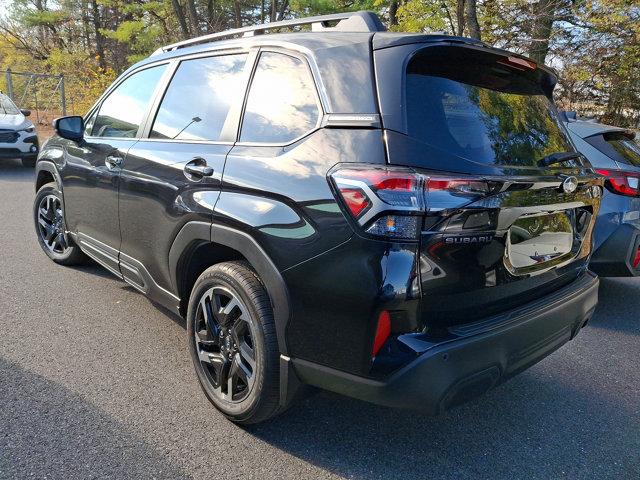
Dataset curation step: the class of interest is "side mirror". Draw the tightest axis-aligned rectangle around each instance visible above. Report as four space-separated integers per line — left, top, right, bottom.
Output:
54 116 84 142
20 109 31 117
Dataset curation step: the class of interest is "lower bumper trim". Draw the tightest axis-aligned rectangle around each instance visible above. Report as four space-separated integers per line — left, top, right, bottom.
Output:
292 271 599 414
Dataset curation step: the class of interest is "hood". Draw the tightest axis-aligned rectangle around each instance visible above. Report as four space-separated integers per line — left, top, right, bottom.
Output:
0 113 30 130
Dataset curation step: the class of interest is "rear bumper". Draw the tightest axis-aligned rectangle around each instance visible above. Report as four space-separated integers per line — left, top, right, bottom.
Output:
292 271 599 414
590 223 640 277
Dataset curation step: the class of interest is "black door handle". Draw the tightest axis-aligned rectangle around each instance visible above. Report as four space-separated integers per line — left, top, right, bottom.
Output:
184 158 214 180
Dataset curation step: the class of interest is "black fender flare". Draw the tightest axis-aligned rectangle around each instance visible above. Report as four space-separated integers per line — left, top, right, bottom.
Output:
34 160 70 227
169 221 291 356
34 160 62 191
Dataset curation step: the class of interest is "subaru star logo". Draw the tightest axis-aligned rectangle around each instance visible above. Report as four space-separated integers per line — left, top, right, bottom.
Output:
562 176 578 194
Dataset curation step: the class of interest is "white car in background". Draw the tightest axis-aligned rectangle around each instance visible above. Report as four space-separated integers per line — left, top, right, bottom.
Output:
0 92 39 167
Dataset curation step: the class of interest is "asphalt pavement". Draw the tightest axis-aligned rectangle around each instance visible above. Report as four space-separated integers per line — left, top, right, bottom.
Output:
1 159 639 479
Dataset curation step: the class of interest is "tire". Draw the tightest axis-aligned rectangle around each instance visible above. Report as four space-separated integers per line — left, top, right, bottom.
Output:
22 156 37 168
187 261 281 424
33 182 87 265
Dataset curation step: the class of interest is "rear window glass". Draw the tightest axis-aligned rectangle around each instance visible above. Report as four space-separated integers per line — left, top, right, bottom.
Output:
586 131 640 167
405 49 573 167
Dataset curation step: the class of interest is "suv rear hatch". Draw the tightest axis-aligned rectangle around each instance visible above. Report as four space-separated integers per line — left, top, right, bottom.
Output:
371 40 603 327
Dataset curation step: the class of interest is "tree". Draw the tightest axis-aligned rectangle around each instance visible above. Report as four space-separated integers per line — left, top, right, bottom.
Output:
187 0 201 33
0 0 637 126
528 0 562 63
89 0 106 69
171 0 191 37
464 0 480 39
396 0 481 38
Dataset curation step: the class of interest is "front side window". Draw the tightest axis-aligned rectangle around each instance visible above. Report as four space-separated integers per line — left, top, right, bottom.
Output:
92 64 167 138
150 54 247 141
240 52 320 144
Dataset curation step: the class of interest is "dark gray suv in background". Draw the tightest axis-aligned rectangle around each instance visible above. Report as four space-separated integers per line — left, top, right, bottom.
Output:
34 11 602 424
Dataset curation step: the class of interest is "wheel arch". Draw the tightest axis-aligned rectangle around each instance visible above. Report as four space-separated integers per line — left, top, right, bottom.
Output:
170 221 291 356
35 160 61 192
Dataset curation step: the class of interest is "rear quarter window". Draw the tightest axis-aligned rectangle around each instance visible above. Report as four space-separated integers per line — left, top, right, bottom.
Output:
240 51 320 144
586 131 640 168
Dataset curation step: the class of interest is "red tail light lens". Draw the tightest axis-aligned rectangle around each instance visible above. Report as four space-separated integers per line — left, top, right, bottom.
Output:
340 188 371 217
596 169 640 197
372 310 391 357
329 166 494 239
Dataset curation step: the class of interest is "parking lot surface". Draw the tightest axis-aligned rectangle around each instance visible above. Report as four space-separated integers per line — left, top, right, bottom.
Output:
1 160 639 479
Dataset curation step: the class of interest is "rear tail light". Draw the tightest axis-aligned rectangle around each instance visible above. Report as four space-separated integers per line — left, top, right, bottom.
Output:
596 169 640 197
329 166 496 239
340 188 370 217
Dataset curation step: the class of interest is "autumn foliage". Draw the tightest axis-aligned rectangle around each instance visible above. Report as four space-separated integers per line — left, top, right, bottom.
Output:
0 0 637 126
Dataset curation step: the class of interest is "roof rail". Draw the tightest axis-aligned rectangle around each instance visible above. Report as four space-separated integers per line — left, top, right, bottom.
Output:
152 11 385 56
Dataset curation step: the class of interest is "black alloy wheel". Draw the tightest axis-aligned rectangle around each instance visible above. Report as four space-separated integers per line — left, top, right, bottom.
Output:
194 285 257 402
187 261 281 424
37 193 70 255
33 182 87 265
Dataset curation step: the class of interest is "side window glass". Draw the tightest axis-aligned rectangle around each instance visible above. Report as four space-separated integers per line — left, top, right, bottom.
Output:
92 64 167 138
240 52 320 144
151 54 247 141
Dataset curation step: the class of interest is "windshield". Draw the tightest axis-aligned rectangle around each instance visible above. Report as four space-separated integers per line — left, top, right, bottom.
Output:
405 49 573 168
0 95 20 115
586 131 640 168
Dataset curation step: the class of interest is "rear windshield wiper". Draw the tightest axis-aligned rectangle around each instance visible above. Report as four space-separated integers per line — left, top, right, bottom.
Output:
537 151 582 167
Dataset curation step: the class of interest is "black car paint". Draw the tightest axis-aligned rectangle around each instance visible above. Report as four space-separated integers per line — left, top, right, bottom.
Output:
293 271 598 413
61 137 135 271
37 28 602 412
219 129 386 269
119 140 228 292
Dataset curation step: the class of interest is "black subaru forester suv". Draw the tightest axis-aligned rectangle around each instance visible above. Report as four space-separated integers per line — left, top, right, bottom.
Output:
34 12 602 424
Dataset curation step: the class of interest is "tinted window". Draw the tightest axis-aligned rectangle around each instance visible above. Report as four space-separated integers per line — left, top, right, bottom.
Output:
586 131 640 168
405 48 572 168
240 52 319 143
92 65 167 138
0 94 20 115
151 54 247 141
